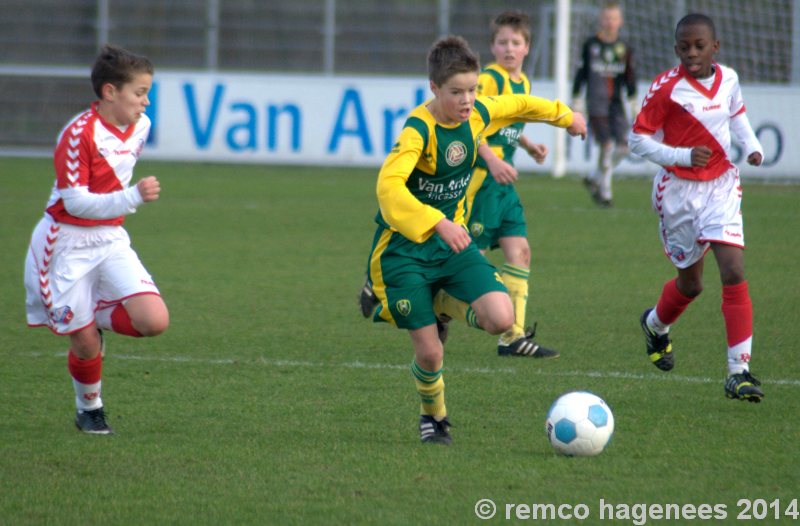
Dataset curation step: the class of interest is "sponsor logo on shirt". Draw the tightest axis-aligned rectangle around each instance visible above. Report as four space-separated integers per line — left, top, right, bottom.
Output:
98 147 132 157
418 175 471 201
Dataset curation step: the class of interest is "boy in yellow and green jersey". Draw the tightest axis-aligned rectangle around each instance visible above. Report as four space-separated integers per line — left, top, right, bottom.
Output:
364 35 586 445
465 11 559 359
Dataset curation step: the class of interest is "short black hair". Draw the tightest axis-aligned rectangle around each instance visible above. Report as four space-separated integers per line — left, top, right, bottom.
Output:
675 13 717 41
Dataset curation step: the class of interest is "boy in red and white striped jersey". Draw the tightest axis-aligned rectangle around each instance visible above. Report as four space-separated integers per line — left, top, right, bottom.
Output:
629 13 764 402
24 45 169 433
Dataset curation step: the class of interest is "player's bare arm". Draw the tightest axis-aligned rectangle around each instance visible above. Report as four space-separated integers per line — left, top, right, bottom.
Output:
434 218 472 253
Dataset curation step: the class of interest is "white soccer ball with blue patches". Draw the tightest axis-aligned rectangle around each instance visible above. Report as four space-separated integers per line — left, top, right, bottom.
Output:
545 391 614 456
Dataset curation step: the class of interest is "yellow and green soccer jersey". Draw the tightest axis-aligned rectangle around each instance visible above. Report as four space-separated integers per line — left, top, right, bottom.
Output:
466 65 534 246
368 94 573 328
475 64 531 167
375 94 573 244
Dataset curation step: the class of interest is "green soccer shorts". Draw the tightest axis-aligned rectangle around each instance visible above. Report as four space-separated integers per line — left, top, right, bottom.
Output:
367 227 507 330
467 170 527 250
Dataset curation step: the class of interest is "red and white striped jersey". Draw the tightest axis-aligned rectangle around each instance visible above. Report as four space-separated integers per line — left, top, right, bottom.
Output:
45 102 150 226
633 63 749 181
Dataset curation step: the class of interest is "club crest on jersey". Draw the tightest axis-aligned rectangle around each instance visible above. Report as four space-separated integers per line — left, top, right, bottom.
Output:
445 141 467 167
470 222 485 237
395 299 412 317
51 305 74 324
682 103 695 114
669 246 686 262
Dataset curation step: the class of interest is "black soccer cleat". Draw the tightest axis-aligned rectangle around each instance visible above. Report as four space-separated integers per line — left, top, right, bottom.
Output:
582 176 600 200
419 415 452 445
640 308 674 371
358 278 380 318
725 371 764 403
583 176 612 208
75 407 114 435
497 324 559 358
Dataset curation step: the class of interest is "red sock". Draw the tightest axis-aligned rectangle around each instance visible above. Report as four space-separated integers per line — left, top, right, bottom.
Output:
722 281 752 346
68 351 102 384
111 304 143 337
655 278 694 325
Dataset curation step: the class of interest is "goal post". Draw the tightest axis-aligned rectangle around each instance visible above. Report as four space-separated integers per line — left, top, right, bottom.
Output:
553 0 572 178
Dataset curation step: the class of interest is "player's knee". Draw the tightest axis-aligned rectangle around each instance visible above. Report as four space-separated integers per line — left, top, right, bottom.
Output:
135 310 169 337
719 264 745 286
481 308 514 335
720 271 745 287
69 328 102 359
678 279 703 298
511 245 531 268
411 332 443 368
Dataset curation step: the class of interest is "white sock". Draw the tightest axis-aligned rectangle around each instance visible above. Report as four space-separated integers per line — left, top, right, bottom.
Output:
73 379 103 412
727 337 753 375
599 167 613 200
598 144 614 200
611 147 628 167
647 309 670 335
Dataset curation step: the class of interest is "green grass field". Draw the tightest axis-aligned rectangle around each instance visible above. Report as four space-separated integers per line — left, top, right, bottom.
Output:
1 157 798 525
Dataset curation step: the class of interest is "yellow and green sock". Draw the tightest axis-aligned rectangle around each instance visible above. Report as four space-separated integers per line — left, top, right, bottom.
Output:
499 262 530 344
433 290 480 329
411 360 447 420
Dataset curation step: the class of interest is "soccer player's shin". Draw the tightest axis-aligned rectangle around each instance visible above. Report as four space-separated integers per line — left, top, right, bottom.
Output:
68 351 103 412
722 281 753 374
411 361 446 419
499 263 529 344
641 278 694 371
654 278 694 329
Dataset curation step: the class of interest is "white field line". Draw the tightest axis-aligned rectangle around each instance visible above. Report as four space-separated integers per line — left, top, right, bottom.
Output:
23 351 800 387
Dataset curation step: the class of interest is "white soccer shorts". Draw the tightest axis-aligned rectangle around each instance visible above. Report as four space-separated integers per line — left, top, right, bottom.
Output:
24 215 160 335
652 166 744 269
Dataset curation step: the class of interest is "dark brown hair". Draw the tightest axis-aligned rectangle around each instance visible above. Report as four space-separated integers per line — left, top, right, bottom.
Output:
490 11 531 44
91 44 154 98
427 36 480 86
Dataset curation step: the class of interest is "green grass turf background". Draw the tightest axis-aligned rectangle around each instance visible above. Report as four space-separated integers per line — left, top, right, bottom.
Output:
1 158 798 524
